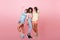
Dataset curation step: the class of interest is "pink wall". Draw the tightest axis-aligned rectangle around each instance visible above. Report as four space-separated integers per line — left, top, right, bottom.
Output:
0 0 60 40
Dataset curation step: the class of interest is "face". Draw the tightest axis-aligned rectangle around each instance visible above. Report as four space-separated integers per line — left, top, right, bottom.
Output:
34 7 38 13
29 9 32 12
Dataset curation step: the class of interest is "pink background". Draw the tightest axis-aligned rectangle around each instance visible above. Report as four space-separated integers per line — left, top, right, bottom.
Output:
0 0 60 40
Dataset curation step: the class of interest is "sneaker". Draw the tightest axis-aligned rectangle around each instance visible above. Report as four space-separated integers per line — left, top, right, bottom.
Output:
27 33 32 39
20 33 25 39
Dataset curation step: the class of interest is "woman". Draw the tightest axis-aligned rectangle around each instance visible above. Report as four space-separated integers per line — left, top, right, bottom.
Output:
17 9 28 38
32 7 39 37
27 7 33 39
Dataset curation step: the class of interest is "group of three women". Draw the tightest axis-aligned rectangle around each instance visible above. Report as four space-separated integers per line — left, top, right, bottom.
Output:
17 7 39 39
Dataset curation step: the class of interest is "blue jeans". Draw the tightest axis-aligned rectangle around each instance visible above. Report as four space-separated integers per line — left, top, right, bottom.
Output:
28 18 32 33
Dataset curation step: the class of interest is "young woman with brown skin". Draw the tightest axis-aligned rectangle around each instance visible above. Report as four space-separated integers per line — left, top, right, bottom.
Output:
32 7 39 37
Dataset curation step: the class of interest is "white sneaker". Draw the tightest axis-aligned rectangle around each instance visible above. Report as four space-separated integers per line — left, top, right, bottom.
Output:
20 33 25 39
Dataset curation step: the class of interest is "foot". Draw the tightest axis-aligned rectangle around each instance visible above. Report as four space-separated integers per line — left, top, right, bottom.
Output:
20 33 25 39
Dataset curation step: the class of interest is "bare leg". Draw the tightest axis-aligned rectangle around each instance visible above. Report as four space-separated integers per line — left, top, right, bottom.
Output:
21 24 25 33
34 23 38 36
32 22 38 36
17 23 25 38
17 23 22 32
17 23 25 33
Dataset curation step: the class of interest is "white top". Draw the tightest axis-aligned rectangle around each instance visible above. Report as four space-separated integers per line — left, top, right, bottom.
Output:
32 12 39 21
26 13 32 19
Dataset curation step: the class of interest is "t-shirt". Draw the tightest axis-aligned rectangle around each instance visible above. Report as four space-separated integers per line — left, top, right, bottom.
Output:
26 13 32 19
32 12 38 21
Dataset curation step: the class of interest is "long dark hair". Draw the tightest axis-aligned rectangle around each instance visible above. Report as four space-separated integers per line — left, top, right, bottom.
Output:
34 7 38 13
27 7 33 13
